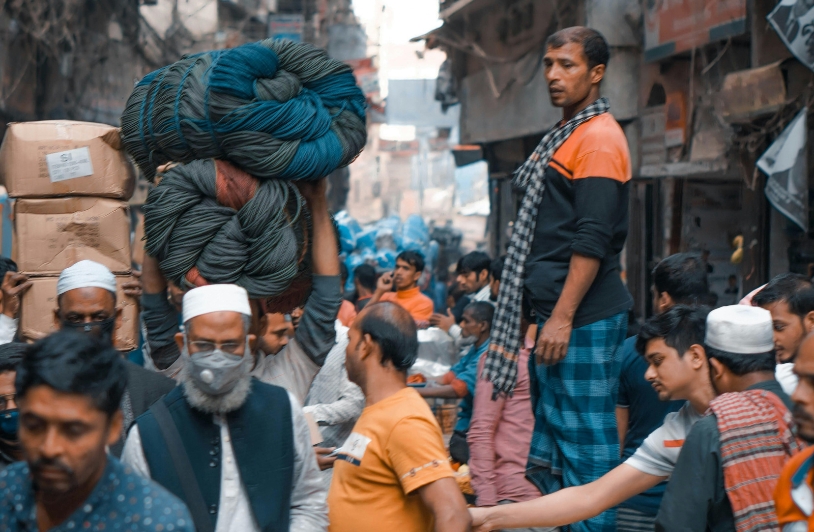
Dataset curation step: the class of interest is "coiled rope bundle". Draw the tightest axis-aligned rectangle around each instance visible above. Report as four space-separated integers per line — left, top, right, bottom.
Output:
143 159 312 312
121 39 367 182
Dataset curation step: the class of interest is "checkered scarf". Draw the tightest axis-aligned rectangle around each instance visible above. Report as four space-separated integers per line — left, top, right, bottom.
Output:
482 97 610 396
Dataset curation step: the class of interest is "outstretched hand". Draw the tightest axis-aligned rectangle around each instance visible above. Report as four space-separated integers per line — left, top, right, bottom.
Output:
429 309 456 332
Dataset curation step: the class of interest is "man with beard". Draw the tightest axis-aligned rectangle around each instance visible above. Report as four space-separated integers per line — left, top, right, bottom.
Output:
0 342 25 469
775 332 814 529
51 260 177 457
0 331 193 531
753 273 813 394
430 251 493 340
122 283 326 532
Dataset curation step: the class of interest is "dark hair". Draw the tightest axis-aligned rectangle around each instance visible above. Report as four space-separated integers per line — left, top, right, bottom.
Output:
456 251 491 276
339 262 349 284
652 253 709 304
789 288 814 319
705 346 776 376
464 301 495 329
636 305 710 357
396 250 425 274
490 256 506 282
0 342 26 374
0 257 17 282
358 302 418 371
546 26 610 69
16 330 128 417
753 273 813 307
354 264 377 292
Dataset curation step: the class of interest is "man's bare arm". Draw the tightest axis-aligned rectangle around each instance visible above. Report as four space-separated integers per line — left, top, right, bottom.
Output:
536 253 600 365
470 464 664 531
418 477 472 532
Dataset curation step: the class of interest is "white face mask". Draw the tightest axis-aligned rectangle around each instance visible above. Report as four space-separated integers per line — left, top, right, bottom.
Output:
184 337 252 396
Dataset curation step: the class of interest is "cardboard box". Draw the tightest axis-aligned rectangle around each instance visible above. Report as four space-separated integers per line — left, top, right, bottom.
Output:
0 121 136 199
19 275 139 351
13 198 132 275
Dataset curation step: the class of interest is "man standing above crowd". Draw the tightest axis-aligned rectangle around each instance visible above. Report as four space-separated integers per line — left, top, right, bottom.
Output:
0 331 194 531
753 273 814 394
482 26 632 532
123 284 326 532
328 302 470 532
615 253 707 531
368 250 434 322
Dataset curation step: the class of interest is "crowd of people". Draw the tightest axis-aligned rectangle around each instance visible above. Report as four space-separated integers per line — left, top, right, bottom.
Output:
1 24 814 532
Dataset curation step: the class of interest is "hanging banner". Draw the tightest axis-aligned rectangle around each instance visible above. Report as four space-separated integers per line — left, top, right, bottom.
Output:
757 108 809 231
768 0 814 71
644 0 747 62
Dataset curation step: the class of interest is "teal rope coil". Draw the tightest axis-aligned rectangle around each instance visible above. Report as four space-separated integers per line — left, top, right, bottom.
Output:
121 39 368 182
143 159 313 311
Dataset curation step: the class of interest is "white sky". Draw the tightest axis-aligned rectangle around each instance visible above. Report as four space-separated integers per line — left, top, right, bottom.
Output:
353 0 441 45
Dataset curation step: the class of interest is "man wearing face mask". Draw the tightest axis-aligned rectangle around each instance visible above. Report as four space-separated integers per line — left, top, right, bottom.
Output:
53 260 177 457
0 342 25 469
122 284 327 532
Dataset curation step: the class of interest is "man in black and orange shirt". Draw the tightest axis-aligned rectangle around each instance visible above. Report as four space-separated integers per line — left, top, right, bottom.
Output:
523 27 632 532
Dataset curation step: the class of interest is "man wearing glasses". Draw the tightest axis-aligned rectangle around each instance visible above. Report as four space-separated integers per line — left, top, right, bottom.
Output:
122 283 327 532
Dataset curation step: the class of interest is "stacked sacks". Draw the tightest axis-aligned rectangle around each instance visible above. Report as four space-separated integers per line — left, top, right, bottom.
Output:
124 39 367 309
143 160 311 314
121 39 367 182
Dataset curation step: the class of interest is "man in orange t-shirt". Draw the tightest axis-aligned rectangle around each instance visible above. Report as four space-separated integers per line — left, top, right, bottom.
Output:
368 250 434 322
328 302 470 532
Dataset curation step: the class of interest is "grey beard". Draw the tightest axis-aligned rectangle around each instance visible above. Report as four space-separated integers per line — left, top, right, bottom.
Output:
179 360 253 415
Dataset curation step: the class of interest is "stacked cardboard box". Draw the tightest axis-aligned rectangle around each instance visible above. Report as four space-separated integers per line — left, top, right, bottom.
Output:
0 121 138 350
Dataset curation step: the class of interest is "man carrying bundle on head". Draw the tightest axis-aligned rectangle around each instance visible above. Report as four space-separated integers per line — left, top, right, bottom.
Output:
122 283 327 532
140 177 343 406
482 26 632 532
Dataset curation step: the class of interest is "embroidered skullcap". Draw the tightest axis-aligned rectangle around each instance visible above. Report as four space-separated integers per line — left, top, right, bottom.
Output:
705 305 774 354
182 284 252 324
57 260 116 296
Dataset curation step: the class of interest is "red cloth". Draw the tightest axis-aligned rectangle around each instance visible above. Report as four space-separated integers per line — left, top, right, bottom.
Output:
710 390 804 532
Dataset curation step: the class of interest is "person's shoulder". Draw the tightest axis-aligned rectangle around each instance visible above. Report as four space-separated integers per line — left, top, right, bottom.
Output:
379 291 397 302
0 461 28 489
781 445 814 482
126 360 176 391
116 460 194 525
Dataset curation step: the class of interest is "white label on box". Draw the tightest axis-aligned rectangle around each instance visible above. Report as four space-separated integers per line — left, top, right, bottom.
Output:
45 147 94 183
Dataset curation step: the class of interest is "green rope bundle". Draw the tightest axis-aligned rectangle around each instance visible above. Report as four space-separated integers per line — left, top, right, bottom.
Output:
121 39 367 182
143 159 313 312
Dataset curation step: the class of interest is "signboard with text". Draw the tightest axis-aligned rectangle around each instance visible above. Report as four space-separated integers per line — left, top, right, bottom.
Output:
644 0 747 62
268 14 304 42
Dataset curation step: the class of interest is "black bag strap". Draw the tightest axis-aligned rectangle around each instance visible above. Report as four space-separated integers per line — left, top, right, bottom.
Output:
149 400 215 532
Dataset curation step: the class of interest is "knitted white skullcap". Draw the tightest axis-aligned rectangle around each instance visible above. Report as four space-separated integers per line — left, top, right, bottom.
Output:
182 284 251 324
57 260 116 296
705 305 774 354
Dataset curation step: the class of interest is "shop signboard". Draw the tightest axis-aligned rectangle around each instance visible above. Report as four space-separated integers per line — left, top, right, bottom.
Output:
644 0 747 62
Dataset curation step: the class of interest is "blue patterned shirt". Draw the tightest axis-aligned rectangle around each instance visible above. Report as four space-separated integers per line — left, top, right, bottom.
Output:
0 456 194 532
451 338 490 433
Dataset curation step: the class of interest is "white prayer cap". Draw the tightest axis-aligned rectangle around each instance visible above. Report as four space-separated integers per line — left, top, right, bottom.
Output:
705 305 774 354
57 260 117 296
182 284 252 324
